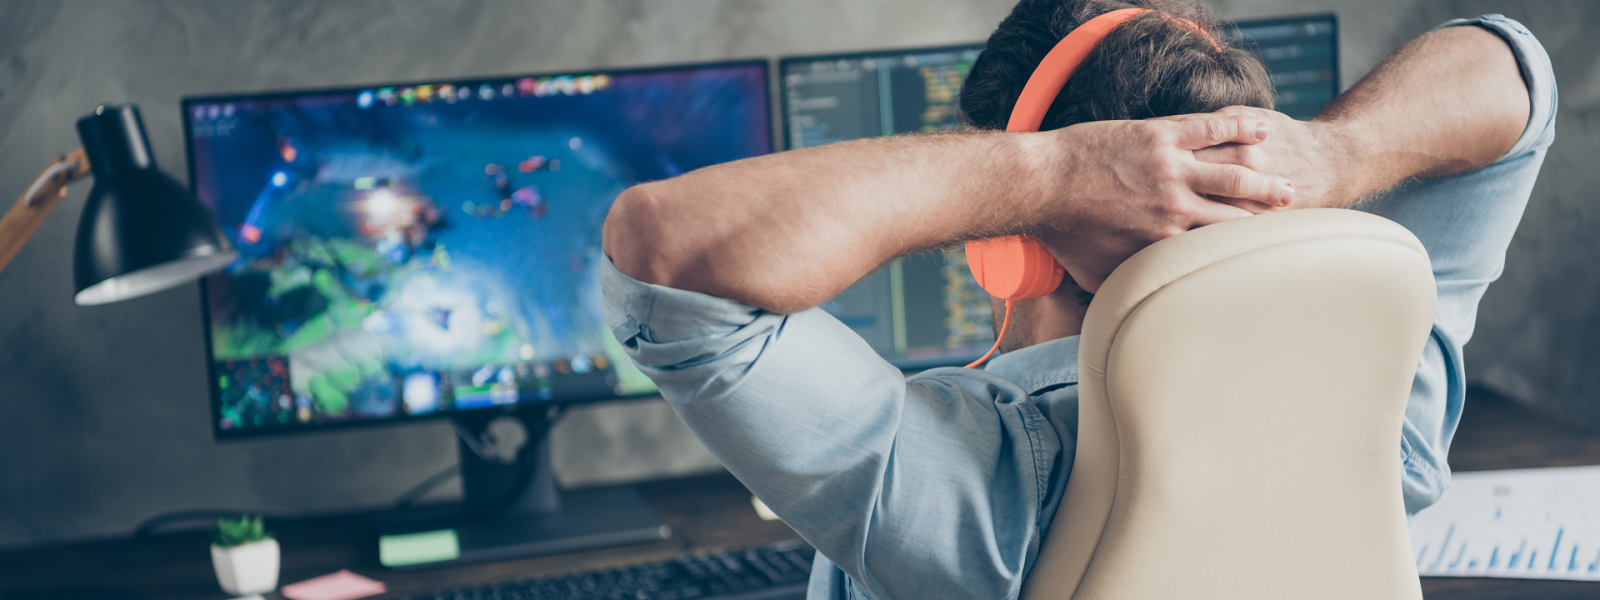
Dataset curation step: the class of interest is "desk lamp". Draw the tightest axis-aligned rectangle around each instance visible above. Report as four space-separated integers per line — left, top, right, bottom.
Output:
0 104 236 305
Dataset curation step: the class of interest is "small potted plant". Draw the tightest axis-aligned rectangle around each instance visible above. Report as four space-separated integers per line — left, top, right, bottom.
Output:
210 515 280 596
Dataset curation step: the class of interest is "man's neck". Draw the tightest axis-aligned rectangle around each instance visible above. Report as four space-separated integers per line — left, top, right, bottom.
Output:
994 281 1091 353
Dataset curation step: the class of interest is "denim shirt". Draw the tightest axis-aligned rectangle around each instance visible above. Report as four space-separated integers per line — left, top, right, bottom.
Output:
602 15 1555 600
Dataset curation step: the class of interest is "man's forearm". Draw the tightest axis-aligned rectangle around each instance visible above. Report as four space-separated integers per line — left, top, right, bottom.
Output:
1197 24 1531 209
603 131 1055 313
1318 24 1530 203
605 116 1293 308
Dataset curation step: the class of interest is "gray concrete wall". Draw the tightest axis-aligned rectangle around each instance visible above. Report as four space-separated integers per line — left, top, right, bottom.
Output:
0 0 1595 550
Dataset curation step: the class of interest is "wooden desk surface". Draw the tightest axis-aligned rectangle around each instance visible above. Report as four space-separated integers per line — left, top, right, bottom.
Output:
3 388 1598 599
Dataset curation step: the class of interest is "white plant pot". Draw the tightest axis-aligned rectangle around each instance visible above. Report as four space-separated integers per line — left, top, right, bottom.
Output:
211 539 280 596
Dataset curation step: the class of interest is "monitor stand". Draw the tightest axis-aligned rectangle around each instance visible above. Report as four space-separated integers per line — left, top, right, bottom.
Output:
374 409 670 570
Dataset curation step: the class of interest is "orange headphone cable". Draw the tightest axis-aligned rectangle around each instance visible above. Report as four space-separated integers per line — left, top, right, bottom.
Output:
964 299 1015 369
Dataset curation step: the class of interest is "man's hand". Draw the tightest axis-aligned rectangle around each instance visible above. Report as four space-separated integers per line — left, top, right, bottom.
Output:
1181 107 1353 209
1185 26 1530 210
1039 116 1296 293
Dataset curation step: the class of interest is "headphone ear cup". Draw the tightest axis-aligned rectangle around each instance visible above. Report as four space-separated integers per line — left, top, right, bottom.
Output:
965 235 1066 300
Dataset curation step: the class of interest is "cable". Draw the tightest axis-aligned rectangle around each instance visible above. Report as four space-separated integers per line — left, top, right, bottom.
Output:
965 299 1014 369
393 464 461 510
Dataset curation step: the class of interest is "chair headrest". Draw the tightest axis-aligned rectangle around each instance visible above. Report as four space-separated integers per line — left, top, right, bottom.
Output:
1080 209 1430 374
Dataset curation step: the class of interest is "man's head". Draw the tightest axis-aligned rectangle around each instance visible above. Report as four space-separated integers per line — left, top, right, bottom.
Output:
959 0 1275 132
961 0 1276 350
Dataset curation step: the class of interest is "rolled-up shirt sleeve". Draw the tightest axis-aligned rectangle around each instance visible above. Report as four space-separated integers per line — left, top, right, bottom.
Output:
601 256 1059 600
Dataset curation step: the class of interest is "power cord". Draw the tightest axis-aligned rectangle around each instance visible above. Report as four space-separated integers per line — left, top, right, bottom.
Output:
391 464 461 510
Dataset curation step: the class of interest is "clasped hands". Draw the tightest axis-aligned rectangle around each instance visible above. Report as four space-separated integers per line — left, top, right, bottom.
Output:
1036 106 1342 293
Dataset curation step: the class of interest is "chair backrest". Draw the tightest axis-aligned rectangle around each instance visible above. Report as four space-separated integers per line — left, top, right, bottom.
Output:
1021 209 1434 600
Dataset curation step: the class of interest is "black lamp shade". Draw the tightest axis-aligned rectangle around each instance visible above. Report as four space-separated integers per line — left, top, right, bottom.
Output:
72 105 237 305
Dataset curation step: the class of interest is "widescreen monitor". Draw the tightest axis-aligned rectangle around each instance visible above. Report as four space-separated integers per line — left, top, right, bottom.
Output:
185 61 772 438
778 13 1339 369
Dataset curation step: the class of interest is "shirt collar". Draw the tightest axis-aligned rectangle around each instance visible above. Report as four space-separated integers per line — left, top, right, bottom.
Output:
982 335 1080 395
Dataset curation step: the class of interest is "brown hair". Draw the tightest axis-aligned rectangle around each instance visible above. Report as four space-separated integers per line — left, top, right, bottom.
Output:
959 0 1275 131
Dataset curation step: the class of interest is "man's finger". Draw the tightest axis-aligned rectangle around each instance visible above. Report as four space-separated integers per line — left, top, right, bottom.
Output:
1182 194 1257 228
1173 116 1269 150
1211 195 1282 215
1188 162 1294 207
1192 143 1255 168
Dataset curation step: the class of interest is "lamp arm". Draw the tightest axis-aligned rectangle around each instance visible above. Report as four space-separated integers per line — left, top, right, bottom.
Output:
0 147 92 276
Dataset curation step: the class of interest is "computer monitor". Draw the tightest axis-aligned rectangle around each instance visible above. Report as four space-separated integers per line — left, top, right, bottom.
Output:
183 60 772 566
187 62 772 438
778 14 1340 369
1225 13 1339 120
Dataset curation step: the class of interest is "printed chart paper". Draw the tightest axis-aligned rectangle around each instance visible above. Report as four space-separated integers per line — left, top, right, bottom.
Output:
1410 465 1600 580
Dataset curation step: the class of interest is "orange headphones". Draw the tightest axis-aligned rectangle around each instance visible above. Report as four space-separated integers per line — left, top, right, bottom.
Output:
964 7 1220 368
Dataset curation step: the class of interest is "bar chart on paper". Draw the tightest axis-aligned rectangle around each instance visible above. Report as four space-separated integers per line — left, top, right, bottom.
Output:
1409 465 1600 581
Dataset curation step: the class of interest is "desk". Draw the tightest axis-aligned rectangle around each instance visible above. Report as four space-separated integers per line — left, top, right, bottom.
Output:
0 474 802 600
3 388 1598 599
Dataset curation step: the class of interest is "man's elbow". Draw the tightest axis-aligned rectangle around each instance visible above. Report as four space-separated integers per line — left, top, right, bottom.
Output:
1440 25 1532 174
604 183 680 286
604 184 788 310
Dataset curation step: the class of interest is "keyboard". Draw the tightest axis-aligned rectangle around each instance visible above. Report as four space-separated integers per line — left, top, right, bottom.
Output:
398 540 815 600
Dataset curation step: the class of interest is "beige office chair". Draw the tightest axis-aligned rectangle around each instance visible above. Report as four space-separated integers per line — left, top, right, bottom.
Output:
1021 209 1435 600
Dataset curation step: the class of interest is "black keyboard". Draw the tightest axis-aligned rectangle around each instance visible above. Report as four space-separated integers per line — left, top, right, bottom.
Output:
399 540 815 600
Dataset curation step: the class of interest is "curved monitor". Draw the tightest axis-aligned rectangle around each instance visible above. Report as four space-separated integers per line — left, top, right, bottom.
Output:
185 61 772 438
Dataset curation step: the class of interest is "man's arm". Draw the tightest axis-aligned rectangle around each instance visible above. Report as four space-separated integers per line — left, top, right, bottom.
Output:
604 117 1296 308
1197 25 1530 207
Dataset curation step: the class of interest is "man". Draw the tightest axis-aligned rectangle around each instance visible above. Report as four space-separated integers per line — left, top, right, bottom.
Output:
601 0 1555 597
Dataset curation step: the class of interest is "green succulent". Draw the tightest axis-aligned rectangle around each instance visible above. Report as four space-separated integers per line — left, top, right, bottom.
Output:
212 514 273 548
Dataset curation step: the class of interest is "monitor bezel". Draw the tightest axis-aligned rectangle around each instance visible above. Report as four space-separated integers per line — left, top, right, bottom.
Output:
184 58 773 440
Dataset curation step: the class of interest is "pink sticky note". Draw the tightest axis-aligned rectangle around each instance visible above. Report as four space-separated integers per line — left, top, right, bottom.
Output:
280 570 387 600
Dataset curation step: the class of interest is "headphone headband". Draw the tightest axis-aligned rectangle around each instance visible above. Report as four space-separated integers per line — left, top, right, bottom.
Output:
1006 8 1222 132
962 6 1226 368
